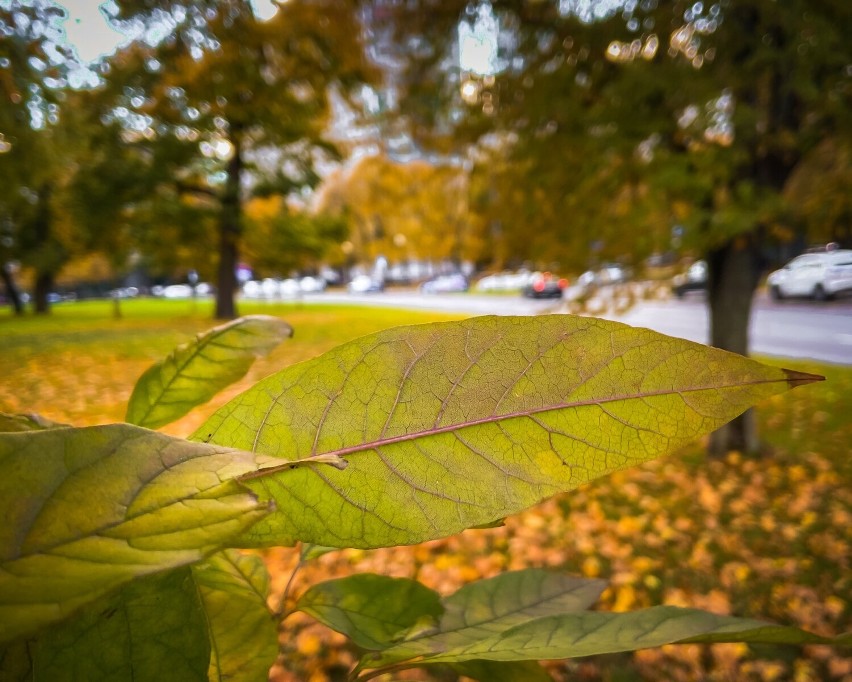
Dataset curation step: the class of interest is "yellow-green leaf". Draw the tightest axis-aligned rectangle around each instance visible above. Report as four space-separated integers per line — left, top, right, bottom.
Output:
195 315 819 549
126 315 292 430
193 550 278 682
0 424 272 643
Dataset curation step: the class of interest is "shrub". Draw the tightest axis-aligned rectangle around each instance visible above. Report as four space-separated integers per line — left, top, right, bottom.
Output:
0 314 843 680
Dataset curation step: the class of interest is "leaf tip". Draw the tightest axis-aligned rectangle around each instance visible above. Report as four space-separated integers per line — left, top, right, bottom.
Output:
782 369 825 388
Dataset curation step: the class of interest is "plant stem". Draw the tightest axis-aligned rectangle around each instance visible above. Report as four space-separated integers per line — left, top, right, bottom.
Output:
276 555 304 618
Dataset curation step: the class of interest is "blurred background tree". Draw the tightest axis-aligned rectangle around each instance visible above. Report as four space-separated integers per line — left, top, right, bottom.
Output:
387 0 852 454
101 0 376 318
0 0 74 314
242 195 346 277
316 154 482 268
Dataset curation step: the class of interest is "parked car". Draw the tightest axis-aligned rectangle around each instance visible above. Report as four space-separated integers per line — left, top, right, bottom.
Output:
577 263 630 291
475 270 534 292
347 275 384 293
767 249 852 301
522 272 568 299
825 256 852 298
420 273 468 294
279 278 301 297
161 284 194 299
596 263 630 285
298 276 326 293
672 260 708 298
242 278 301 298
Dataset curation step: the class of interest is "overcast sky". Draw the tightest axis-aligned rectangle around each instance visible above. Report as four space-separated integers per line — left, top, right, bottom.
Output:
56 0 279 63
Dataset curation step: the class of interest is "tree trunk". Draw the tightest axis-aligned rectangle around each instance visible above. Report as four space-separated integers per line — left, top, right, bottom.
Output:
215 136 243 320
32 184 57 316
33 270 54 315
706 234 764 457
1 262 24 315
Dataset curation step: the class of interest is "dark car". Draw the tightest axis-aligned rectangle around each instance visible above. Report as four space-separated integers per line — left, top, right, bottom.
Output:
522 272 568 299
672 260 707 298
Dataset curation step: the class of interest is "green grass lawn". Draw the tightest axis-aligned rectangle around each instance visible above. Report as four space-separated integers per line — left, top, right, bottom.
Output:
1 298 849 681
0 298 463 432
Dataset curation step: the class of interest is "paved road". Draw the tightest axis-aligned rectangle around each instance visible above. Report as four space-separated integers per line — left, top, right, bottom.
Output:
607 297 852 365
314 290 852 365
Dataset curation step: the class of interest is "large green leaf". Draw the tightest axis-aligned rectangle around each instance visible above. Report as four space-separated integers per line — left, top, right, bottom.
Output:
193 550 278 682
195 315 820 548
0 424 272 643
2 568 210 681
126 315 292 430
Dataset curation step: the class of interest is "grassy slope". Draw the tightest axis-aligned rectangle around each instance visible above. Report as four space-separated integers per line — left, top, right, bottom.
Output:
1 299 849 681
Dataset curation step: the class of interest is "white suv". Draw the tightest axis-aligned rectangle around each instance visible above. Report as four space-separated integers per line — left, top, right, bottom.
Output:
767 249 852 301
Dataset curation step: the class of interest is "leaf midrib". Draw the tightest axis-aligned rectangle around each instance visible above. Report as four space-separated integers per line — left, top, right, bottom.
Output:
243 377 786 477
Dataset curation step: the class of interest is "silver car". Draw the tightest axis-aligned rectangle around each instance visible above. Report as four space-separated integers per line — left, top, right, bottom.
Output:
767 249 852 301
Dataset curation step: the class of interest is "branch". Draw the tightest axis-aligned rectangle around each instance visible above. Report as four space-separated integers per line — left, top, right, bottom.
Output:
175 180 220 199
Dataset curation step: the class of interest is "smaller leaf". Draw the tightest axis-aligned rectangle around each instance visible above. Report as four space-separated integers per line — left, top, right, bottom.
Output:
194 550 278 682
312 573 845 677
126 315 292 429
297 574 444 651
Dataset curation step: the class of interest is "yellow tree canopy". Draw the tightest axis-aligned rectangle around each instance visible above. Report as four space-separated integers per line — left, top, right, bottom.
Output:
316 154 484 266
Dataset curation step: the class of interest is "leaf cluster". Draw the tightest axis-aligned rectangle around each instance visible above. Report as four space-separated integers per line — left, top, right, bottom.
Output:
0 313 844 680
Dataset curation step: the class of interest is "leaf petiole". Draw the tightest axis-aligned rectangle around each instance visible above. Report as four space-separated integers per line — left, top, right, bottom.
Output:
239 453 349 481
